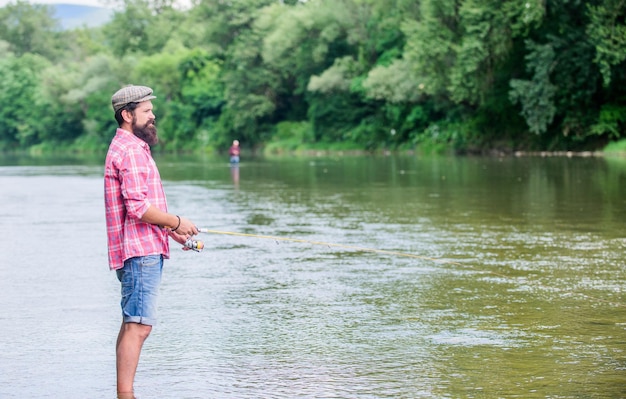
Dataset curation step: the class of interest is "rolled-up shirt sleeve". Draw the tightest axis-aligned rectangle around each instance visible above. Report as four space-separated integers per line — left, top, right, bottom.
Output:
119 148 152 220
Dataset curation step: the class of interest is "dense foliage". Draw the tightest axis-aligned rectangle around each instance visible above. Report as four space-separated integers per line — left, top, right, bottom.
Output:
0 0 624 154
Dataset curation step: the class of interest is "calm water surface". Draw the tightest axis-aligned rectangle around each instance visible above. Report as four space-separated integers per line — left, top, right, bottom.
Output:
0 154 624 398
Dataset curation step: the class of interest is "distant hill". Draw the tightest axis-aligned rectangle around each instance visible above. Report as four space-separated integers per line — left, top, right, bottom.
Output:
50 4 113 29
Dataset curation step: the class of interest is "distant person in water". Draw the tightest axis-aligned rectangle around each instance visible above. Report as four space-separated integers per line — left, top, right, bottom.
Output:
229 140 240 164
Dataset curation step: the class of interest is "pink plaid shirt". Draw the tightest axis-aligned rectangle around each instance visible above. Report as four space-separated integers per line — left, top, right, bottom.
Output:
104 128 170 270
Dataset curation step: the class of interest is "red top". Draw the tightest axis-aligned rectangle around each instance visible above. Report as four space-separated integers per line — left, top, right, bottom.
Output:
104 129 170 270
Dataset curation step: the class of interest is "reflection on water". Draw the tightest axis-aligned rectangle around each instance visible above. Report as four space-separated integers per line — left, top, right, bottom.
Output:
0 155 625 398
230 164 240 188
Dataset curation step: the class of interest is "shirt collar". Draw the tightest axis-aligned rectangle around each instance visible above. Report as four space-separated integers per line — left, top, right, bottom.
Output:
116 128 150 151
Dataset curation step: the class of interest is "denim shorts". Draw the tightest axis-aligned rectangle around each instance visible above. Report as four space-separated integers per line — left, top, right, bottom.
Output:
116 255 163 326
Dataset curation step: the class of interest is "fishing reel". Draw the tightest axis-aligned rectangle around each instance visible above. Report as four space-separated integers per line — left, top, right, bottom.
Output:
184 238 204 252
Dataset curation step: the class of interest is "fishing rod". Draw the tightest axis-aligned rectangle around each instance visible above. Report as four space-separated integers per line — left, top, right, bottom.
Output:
183 228 462 266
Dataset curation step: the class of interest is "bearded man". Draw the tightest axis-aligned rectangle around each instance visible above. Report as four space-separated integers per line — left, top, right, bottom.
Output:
104 85 199 398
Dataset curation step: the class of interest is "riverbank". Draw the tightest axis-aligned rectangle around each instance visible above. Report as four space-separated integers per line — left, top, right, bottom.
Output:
262 148 617 158
4 137 626 159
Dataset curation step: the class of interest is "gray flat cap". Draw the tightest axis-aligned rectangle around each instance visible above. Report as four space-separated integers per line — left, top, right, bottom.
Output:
111 85 156 112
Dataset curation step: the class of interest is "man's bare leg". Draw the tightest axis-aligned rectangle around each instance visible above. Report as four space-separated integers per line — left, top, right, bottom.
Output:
116 321 152 397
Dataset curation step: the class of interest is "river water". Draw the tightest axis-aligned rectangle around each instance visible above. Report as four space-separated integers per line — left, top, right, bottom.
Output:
0 154 624 398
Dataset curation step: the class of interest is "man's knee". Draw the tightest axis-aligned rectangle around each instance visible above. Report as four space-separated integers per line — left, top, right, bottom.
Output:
124 322 152 340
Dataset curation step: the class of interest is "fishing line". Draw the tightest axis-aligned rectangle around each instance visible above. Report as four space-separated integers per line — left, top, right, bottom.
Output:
196 228 463 266
190 228 624 308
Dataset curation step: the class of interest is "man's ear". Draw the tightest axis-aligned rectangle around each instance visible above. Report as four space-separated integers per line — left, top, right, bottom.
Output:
121 109 134 123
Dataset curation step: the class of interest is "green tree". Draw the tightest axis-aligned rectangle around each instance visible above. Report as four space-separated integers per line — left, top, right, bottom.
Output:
509 0 611 144
0 1 64 60
0 54 51 148
509 40 557 135
103 0 153 57
587 0 626 87
59 55 128 151
586 0 626 139
179 49 224 126
1 0 624 153
133 46 225 150
213 1 287 146
192 0 276 54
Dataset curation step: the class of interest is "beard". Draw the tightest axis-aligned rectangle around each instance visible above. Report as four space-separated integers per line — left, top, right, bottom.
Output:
132 117 158 146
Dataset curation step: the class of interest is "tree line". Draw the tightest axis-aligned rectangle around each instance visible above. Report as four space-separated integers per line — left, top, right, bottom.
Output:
0 0 624 155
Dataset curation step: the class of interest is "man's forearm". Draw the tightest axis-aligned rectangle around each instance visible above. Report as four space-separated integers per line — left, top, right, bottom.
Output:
140 205 179 229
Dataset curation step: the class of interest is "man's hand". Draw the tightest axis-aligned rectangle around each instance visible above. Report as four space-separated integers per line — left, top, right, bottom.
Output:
174 216 198 236
169 230 193 251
